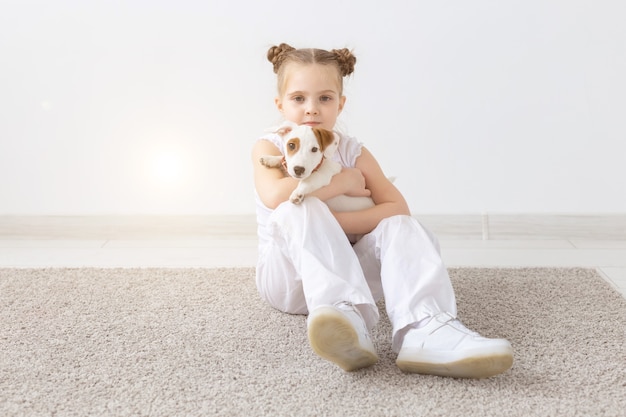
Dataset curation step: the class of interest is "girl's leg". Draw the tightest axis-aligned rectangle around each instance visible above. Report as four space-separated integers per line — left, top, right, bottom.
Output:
256 198 380 371
353 215 456 351
256 197 379 329
354 215 513 378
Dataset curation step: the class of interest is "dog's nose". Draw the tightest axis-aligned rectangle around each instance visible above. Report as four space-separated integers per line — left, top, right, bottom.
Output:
293 166 305 176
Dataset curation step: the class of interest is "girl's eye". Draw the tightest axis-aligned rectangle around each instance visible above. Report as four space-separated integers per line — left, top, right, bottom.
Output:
293 96 305 102
311 147 319 153
320 96 332 102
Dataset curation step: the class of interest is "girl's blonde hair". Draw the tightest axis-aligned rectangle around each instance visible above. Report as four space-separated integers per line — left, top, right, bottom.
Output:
267 43 356 96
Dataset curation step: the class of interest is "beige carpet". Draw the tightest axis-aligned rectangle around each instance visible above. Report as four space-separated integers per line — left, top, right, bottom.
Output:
1 267 625 417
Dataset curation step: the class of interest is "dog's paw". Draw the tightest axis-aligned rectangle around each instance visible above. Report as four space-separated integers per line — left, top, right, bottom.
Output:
259 155 283 168
290 192 305 204
259 156 271 168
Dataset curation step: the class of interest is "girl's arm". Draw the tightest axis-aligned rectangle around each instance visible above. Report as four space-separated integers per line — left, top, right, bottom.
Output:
332 147 411 235
252 140 371 209
252 139 297 209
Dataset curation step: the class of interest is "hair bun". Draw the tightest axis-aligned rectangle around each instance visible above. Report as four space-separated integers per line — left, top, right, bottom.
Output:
267 43 296 74
331 48 356 76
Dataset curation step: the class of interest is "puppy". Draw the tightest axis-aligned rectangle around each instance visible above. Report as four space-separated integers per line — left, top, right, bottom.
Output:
260 122 341 204
260 122 376 211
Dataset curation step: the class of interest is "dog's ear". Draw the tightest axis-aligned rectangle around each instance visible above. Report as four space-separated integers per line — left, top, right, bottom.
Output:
274 121 298 137
312 128 337 151
275 125 292 137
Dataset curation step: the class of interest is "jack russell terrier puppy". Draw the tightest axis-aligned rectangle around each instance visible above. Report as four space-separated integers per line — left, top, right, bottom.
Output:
260 122 375 212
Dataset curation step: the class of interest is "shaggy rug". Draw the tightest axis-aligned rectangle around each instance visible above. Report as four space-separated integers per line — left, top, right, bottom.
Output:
0 267 624 417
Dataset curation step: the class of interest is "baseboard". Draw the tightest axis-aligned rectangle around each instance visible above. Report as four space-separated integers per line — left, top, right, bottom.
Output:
1 214 625 240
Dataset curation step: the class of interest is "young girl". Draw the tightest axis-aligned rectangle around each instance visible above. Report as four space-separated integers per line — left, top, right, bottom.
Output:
251 43 513 378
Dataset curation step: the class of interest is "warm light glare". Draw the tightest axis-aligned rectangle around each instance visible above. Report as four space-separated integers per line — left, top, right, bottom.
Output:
151 149 186 184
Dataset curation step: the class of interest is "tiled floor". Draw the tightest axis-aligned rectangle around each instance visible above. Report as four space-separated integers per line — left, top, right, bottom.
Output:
1 215 625 299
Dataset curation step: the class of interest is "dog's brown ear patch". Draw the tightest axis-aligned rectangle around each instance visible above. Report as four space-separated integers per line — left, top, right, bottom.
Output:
285 138 300 157
312 128 336 151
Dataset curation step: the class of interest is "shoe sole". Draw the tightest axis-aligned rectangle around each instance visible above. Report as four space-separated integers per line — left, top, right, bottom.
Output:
308 306 379 372
396 347 514 379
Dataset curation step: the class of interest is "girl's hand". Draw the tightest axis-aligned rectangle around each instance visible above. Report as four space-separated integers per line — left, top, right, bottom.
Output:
338 167 371 197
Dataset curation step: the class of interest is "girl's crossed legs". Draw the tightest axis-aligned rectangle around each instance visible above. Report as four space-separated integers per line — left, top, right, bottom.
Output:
255 198 513 377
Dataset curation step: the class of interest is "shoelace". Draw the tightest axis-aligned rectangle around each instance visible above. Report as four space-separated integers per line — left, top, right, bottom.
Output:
432 312 481 337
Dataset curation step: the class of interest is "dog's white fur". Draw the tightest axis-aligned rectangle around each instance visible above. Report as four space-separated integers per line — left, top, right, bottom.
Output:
260 122 375 211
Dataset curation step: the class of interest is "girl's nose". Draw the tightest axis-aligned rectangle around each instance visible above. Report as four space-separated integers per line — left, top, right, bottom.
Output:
305 105 319 115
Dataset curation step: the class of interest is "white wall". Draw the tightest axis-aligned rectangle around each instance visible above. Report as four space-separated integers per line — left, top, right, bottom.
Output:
1 0 624 215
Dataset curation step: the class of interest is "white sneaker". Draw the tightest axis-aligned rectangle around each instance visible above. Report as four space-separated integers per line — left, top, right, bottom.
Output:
307 302 379 371
396 312 513 378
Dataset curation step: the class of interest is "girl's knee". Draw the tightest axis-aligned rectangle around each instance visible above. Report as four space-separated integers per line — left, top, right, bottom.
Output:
300 196 328 211
378 215 440 247
268 197 336 240
379 214 416 230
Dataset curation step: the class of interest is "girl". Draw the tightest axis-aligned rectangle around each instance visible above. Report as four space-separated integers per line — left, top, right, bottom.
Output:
251 43 513 378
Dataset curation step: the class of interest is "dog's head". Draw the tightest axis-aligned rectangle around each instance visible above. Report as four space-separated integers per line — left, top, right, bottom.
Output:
275 123 339 179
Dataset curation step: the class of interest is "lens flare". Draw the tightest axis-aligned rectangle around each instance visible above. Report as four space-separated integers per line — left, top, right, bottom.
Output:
151 149 185 184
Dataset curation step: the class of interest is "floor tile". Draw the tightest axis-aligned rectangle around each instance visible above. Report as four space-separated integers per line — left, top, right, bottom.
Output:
440 248 626 268
0 247 258 268
486 214 626 240
569 240 626 249
0 239 107 248
103 238 257 249
439 239 575 249
597 267 626 295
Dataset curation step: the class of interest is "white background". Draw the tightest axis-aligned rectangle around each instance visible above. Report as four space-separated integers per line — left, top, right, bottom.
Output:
1 0 624 215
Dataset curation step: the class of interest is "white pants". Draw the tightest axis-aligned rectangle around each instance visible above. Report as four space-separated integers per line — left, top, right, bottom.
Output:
255 197 457 351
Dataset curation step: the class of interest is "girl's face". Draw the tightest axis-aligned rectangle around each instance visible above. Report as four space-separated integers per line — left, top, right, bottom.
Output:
275 63 346 131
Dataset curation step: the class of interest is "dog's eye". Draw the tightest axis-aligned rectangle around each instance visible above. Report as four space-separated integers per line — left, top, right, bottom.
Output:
311 147 319 153
288 143 296 150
